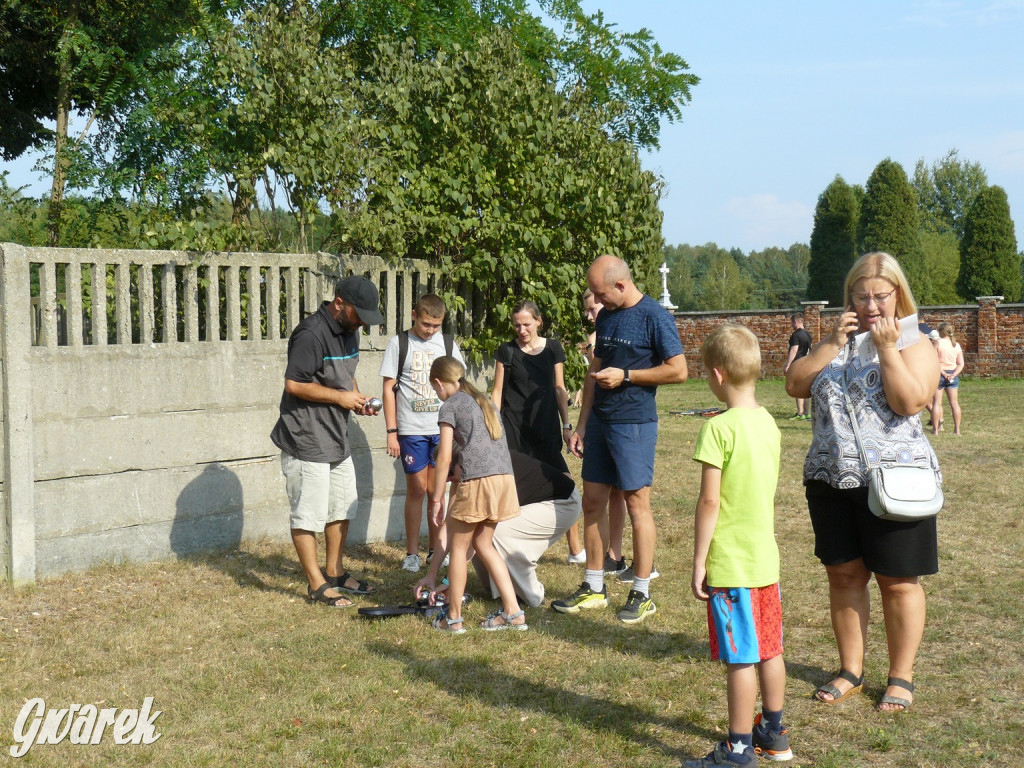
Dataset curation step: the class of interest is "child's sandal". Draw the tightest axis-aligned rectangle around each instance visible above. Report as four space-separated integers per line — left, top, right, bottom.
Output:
431 606 466 634
481 609 528 632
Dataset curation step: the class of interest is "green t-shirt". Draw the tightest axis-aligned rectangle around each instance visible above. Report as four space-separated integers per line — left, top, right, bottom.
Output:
692 406 781 587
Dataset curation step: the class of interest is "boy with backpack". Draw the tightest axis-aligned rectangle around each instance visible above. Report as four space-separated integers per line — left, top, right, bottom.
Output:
379 294 463 571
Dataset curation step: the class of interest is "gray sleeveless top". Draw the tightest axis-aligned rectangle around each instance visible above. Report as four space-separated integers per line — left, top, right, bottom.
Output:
804 344 941 489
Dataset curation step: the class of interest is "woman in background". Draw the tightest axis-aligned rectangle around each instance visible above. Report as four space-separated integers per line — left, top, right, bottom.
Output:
931 322 964 435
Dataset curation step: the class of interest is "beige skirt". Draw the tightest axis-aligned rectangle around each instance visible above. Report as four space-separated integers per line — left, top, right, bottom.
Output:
450 474 520 524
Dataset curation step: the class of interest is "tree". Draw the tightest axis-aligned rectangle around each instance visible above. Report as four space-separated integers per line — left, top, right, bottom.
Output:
918 228 962 304
857 159 926 298
344 34 665 362
696 252 750 310
0 0 198 245
958 185 1021 302
318 0 699 150
912 149 987 241
744 243 810 309
808 175 858 307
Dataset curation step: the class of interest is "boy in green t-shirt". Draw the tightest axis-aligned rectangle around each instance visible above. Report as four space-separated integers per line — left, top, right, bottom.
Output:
685 324 792 767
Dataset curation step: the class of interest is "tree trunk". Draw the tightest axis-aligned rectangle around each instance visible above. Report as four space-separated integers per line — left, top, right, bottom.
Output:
46 0 80 247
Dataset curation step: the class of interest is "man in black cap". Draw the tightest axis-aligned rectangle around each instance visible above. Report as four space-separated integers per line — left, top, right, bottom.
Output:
271 276 384 607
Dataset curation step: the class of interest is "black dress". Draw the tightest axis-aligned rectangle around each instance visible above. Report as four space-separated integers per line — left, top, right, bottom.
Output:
495 339 568 472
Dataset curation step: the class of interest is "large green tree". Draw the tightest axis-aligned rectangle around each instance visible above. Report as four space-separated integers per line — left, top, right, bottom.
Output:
0 0 198 245
912 149 987 241
857 159 926 298
808 175 859 306
346 34 665 361
958 185 1021 302
317 0 698 150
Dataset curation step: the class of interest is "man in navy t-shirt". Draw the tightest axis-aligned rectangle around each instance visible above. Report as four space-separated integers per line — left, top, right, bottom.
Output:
553 255 688 624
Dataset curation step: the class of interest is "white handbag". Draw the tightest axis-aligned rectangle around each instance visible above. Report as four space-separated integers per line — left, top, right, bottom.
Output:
841 350 943 523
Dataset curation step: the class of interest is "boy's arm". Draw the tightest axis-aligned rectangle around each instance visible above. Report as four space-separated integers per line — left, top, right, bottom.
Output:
692 461 722 601
430 425 455 525
381 376 400 458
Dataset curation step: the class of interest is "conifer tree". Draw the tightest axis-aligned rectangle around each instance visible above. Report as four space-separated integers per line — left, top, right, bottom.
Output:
808 175 858 306
857 159 926 298
959 185 1021 302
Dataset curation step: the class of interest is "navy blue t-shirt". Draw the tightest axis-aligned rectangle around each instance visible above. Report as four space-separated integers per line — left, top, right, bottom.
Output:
593 294 684 423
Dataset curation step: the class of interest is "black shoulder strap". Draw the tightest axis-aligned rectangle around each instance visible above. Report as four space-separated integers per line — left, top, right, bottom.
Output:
394 330 410 393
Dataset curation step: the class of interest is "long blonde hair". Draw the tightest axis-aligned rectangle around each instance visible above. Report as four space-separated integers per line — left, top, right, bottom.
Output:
843 251 918 318
938 321 956 344
429 356 503 440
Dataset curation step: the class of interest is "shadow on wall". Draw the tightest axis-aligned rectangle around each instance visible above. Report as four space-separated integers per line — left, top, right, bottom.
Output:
346 419 409 545
171 463 244 557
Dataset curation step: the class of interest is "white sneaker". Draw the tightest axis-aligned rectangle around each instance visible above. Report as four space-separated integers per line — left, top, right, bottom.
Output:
442 553 450 567
401 553 421 572
567 549 587 564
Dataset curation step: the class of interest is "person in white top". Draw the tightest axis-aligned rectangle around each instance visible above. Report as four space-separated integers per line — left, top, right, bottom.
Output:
379 294 465 572
931 322 964 435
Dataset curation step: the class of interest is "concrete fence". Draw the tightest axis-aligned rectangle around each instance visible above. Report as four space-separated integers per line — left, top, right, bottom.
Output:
0 243 471 583
3 242 1021 583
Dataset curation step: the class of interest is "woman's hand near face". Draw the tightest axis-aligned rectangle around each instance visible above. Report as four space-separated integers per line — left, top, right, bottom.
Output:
871 316 901 350
829 309 860 347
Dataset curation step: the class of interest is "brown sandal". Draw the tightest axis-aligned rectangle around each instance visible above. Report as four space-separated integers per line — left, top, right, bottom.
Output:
814 669 864 704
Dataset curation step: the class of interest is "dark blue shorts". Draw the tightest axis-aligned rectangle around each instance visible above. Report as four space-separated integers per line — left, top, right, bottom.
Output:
581 418 657 491
399 434 440 475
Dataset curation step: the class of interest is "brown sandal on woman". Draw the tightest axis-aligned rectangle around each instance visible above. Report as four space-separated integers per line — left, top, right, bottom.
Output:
814 669 864 704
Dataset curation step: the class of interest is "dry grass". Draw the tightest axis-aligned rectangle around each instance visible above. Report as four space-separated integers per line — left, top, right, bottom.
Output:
1 378 1021 767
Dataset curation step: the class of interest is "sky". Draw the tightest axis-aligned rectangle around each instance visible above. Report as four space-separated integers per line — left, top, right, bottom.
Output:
3 1 1023 254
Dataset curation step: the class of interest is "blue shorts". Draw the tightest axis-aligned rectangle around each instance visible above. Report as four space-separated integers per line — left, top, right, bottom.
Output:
707 584 784 664
938 370 959 389
399 434 440 475
581 417 657 491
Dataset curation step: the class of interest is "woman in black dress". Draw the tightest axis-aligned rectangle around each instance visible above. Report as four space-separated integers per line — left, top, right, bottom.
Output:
491 300 572 472
491 300 581 560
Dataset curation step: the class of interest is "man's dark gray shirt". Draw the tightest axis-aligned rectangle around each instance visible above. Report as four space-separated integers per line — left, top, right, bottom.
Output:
271 302 359 463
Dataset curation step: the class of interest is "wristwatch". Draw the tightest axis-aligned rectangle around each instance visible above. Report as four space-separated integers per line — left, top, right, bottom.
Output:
623 370 631 385
386 428 399 434
562 424 572 431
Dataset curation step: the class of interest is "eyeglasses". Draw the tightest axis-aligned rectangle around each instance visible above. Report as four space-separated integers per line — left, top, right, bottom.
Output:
851 289 896 307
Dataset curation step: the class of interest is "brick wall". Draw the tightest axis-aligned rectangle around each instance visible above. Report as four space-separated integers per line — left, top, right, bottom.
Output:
673 298 1024 379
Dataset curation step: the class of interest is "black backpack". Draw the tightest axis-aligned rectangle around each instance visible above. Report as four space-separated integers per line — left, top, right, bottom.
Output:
394 330 455 393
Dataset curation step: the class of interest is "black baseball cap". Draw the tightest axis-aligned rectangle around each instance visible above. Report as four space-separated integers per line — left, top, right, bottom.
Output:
335 276 384 326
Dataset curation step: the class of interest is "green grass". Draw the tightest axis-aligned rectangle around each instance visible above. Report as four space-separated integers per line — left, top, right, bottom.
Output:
1 378 1020 767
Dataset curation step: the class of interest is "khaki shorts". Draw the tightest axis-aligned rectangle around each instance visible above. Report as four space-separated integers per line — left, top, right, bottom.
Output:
450 474 520 525
281 452 358 531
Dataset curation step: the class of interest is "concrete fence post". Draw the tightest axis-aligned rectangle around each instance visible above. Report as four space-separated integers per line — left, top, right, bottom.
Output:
0 243 38 582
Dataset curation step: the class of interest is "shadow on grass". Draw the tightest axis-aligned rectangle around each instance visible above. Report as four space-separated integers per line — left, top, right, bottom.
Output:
367 639 721 762
180 544 304 598
528 610 709 661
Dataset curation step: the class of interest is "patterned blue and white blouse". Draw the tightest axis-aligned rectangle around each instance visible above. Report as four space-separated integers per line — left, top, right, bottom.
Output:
804 344 942 489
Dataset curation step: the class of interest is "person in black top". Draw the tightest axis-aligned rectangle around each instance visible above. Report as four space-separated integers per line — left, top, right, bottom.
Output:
783 312 813 420
491 300 572 470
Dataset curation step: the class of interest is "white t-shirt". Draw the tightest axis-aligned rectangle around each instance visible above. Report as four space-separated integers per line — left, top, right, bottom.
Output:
378 331 465 435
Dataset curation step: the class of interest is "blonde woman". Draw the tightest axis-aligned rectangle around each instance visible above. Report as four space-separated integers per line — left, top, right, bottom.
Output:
786 252 941 712
931 322 964 435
